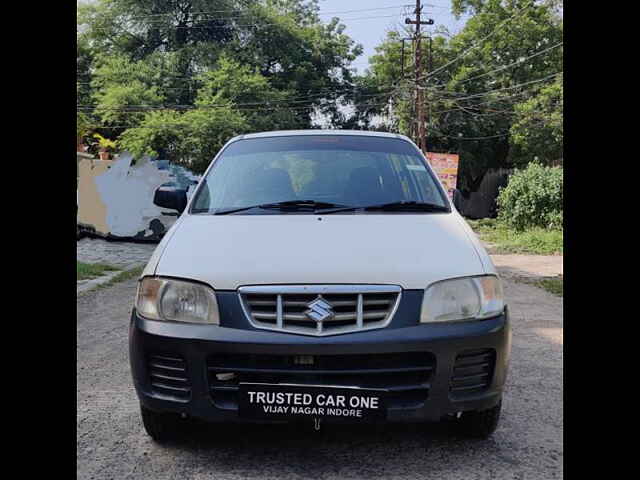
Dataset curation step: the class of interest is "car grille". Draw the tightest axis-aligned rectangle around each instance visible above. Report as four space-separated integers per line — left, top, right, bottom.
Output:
207 352 436 410
450 348 495 397
238 285 402 336
147 353 191 401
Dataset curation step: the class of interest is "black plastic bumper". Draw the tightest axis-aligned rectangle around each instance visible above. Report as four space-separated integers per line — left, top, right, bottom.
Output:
129 307 511 424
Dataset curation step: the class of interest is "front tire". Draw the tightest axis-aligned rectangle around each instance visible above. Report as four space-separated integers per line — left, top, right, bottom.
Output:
458 400 502 439
140 405 178 442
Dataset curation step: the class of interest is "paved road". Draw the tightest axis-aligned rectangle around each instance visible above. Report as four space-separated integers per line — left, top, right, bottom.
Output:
77 278 562 480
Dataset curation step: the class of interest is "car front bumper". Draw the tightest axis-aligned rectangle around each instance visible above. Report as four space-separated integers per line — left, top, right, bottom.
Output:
129 306 511 424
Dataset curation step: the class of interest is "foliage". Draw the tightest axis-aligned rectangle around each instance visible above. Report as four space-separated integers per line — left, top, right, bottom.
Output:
95 266 145 290
77 261 119 281
352 0 563 192
118 56 304 172
118 108 244 173
496 162 563 230
468 218 562 255
93 133 118 151
194 55 301 133
77 0 563 184
452 0 563 18
77 112 94 139
90 53 167 129
77 0 362 166
509 74 562 166
535 277 563 296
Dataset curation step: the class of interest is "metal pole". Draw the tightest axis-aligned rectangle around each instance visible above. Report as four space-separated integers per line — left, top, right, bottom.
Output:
415 0 423 152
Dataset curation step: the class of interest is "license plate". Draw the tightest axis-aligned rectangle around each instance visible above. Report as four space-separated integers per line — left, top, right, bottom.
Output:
238 383 387 422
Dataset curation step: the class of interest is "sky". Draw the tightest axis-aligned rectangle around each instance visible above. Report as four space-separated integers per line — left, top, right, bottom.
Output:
315 1 470 73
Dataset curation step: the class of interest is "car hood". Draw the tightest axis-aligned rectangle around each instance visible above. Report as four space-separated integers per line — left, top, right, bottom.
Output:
153 213 489 290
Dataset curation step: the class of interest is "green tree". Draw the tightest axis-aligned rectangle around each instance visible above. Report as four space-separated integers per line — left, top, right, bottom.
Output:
77 0 364 164
194 55 301 133
90 53 166 129
118 56 303 172
118 107 247 172
509 74 562 166
349 0 562 191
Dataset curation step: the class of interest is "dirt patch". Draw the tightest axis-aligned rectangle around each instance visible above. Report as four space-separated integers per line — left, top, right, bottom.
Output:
490 254 563 280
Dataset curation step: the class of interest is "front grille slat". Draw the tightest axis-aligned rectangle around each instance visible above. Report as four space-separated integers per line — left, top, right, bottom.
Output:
207 352 436 411
454 363 490 375
147 354 191 401
452 372 490 383
456 356 492 366
450 349 495 397
150 371 189 383
451 383 489 392
148 362 185 372
206 365 433 375
150 382 190 393
240 285 401 336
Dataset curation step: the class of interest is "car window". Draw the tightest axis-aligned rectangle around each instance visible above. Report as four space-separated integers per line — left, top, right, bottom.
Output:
191 135 449 213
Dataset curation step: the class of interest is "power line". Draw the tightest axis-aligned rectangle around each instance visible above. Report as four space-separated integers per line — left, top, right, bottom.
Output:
442 132 511 140
77 101 392 115
424 1 535 81
431 72 562 102
422 40 563 89
82 74 550 117
455 41 563 85
433 86 534 108
78 13 408 33
76 88 399 112
79 102 396 129
122 5 413 20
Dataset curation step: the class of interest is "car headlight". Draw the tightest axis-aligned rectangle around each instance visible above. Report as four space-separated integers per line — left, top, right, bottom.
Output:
420 275 504 323
136 277 220 324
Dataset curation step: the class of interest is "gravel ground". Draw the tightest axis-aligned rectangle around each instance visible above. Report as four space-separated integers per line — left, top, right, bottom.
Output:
77 276 562 479
77 238 158 269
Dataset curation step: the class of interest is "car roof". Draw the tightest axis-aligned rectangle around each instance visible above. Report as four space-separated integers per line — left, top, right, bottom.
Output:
231 129 412 143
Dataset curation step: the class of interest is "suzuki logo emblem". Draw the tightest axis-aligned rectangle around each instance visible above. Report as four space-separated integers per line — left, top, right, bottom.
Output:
305 296 334 322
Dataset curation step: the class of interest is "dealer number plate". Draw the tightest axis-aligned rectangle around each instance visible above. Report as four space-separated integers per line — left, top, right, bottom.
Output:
238 383 387 422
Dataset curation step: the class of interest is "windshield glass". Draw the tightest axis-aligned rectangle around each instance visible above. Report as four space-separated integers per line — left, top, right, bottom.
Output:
190 135 449 214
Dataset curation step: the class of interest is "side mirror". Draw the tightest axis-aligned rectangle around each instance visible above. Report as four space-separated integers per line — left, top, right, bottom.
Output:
154 189 188 214
452 188 464 212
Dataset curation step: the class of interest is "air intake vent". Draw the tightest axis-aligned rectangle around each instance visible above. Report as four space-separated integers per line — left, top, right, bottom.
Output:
147 354 190 401
207 352 436 410
450 348 495 397
239 285 401 336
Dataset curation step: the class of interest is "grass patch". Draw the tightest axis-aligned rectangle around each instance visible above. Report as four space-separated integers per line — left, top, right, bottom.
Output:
95 266 144 290
77 261 119 280
535 277 563 296
467 218 563 255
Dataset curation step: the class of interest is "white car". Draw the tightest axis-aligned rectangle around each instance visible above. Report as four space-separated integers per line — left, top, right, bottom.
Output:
130 130 511 442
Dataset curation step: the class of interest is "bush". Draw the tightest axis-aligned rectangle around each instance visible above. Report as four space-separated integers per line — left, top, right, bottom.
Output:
497 163 563 231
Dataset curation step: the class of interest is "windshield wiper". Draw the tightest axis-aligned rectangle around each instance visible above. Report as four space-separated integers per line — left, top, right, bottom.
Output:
363 201 449 212
318 201 449 214
213 200 349 215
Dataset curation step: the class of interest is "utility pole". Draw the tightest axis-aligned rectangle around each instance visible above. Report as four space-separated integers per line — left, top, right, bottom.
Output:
405 1 433 153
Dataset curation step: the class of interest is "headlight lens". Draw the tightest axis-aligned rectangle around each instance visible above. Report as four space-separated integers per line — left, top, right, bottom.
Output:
420 275 504 323
136 277 219 324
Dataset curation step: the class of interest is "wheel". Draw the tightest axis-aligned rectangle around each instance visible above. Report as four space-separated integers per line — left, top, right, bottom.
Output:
457 400 502 439
140 405 178 442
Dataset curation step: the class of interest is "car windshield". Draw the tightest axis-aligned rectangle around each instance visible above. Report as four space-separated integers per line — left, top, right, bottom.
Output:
190 135 449 214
